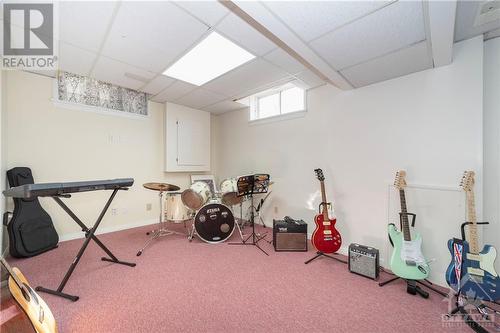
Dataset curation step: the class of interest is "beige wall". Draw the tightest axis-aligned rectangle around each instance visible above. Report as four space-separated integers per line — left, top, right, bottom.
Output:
3 70 210 240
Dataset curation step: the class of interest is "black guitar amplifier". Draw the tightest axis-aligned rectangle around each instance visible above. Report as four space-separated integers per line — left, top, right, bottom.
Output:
273 217 308 252
348 243 379 280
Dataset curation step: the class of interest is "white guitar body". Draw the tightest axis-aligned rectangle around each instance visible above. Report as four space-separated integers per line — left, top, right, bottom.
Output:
467 246 499 277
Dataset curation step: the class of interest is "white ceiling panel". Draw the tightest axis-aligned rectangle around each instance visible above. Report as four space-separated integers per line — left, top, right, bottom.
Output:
263 48 306 75
310 0 426 70
203 100 247 114
59 1 117 52
455 1 500 42
58 42 97 76
150 80 197 103
340 41 432 88
91 56 156 90
140 75 176 95
264 0 393 42
101 1 209 72
203 59 290 97
294 70 325 89
216 13 277 56
174 1 229 27
175 88 227 109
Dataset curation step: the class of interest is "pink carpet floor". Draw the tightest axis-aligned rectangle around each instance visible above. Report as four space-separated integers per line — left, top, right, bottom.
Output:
10 223 474 333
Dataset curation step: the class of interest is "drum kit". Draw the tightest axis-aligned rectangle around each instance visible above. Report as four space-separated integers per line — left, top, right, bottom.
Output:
137 175 272 256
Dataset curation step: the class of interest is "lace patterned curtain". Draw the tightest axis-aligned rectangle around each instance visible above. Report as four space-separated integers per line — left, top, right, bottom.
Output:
57 71 148 115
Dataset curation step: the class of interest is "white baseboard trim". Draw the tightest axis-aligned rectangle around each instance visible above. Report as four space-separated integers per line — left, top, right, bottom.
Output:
58 218 158 242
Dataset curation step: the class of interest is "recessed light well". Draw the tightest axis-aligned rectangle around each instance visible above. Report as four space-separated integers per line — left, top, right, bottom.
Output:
163 32 256 86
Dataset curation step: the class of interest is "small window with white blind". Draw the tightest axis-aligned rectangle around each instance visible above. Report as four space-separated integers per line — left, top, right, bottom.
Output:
239 83 306 122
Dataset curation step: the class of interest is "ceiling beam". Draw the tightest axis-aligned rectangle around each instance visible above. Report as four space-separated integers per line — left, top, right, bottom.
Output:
426 0 457 67
219 0 353 90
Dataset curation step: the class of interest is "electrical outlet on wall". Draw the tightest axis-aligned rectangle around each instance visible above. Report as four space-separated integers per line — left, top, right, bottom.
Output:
146 203 152 211
274 206 278 215
111 208 118 216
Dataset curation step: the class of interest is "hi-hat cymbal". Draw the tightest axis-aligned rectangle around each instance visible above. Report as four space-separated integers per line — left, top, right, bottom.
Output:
143 182 180 192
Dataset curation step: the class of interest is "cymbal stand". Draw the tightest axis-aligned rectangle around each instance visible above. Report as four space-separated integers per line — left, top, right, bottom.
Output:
136 190 185 256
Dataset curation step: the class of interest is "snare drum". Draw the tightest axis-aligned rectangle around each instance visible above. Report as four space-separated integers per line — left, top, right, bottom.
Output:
181 181 212 211
164 192 189 222
220 178 243 206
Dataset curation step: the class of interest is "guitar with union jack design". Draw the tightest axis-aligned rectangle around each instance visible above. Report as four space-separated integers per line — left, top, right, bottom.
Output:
445 171 500 301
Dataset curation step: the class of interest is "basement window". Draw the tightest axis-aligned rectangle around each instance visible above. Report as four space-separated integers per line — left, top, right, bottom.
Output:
243 84 306 122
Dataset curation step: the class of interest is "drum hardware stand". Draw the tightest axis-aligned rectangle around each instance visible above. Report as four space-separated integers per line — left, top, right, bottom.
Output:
36 189 136 302
378 212 446 299
444 221 500 333
229 175 270 256
305 202 347 265
137 190 185 256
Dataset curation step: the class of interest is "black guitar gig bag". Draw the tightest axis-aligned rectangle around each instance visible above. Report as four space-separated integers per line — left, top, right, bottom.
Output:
4 167 59 257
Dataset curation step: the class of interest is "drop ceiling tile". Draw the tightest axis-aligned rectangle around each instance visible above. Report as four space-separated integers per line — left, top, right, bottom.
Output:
310 1 426 70
150 80 197 103
58 42 97 76
203 59 290 97
263 48 306 75
91 56 156 90
264 0 392 42
340 41 432 88
175 88 227 109
174 1 229 27
140 75 176 95
216 13 276 56
101 1 209 72
59 1 116 52
455 1 500 42
204 100 247 114
294 70 325 89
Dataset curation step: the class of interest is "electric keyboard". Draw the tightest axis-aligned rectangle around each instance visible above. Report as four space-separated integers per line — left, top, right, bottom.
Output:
2 178 134 199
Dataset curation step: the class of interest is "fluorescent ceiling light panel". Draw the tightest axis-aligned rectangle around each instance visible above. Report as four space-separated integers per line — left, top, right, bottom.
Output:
163 32 255 86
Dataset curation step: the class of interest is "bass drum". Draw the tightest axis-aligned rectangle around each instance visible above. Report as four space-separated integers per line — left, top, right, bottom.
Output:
194 202 235 243
181 181 211 211
220 178 243 206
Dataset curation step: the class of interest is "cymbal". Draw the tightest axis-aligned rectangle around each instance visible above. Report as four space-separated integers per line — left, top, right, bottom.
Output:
143 182 180 192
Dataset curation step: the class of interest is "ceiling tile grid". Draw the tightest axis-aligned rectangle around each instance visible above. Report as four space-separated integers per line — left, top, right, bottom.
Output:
175 88 228 109
263 0 393 42
340 41 432 88
58 42 98 77
140 75 176 96
309 0 426 70
215 13 277 56
150 80 198 103
59 1 117 52
91 56 156 90
174 1 229 27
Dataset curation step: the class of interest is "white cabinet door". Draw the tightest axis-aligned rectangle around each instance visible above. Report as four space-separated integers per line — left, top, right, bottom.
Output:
165 103 211 172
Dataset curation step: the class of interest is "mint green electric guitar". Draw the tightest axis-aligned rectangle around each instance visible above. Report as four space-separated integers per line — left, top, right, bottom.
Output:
388 171 430 280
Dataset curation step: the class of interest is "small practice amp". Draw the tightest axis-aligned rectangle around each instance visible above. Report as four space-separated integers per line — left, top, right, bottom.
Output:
348 243 379 280
273 217 308 252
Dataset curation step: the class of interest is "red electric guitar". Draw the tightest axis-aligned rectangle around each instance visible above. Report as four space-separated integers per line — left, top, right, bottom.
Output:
311 169 342 253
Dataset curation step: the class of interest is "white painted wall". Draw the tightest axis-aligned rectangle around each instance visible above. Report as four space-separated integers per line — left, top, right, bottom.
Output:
213 37 484 286
3 71 215 241
483 37 500 273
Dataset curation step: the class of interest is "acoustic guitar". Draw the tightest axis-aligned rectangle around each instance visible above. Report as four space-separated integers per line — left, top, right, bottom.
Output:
311 169 341 253
388 171 429 280
445 171 499 301
0 258 57 333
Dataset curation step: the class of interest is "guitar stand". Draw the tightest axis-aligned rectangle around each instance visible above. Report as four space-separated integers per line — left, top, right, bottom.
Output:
445 221 500 333
379 211 447 299
305 202 346 265
304 251 347 265
35 189 136 302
